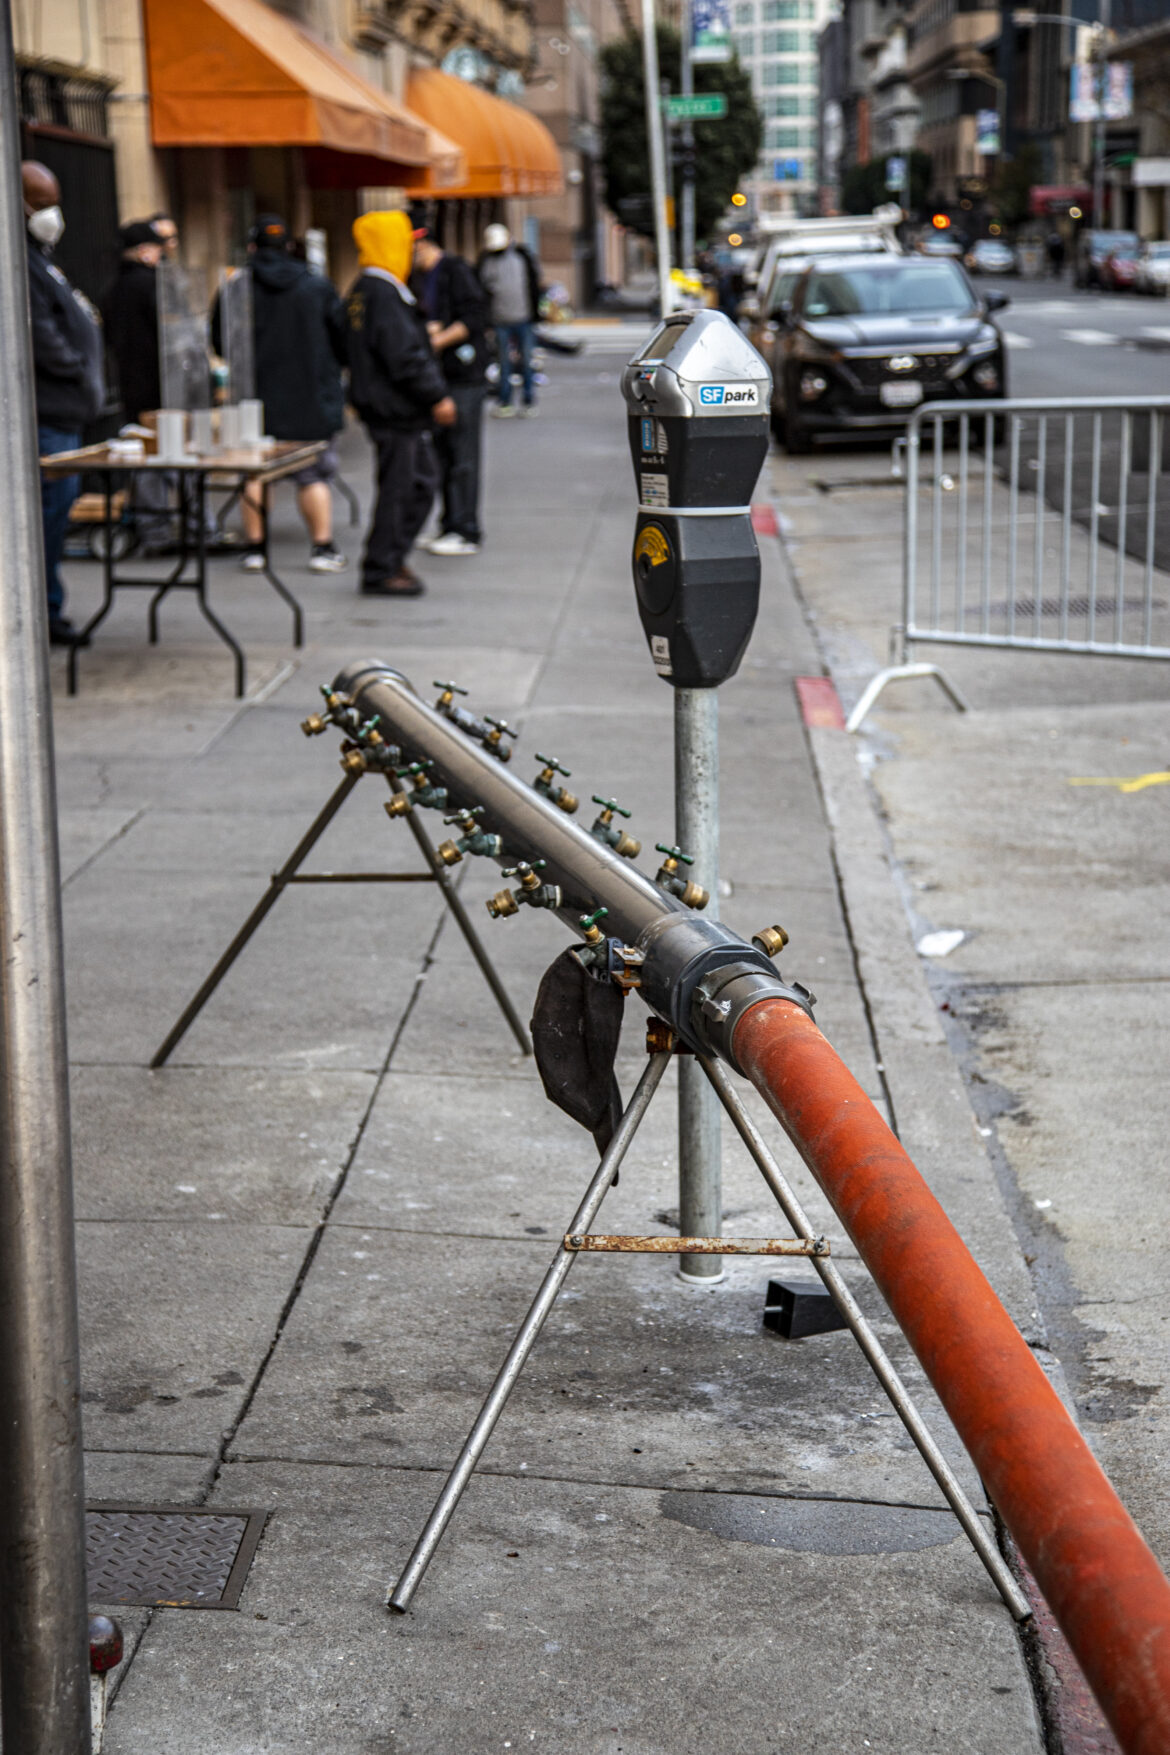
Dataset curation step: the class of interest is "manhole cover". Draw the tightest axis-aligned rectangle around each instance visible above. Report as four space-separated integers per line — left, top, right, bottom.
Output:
976 596 1165 620
86 1505 269 1608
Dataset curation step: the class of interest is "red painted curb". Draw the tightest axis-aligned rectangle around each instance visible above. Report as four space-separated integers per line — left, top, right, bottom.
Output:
795 675 846 730
750 502 779 537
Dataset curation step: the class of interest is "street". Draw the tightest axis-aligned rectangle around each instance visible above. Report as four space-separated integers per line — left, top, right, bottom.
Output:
998 278 1170 400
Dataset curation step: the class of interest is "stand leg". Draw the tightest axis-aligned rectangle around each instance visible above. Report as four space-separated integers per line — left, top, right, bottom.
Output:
397 802 531 1056
700 1054 1031 1622
387 1050 671 1613
150 771 362 1067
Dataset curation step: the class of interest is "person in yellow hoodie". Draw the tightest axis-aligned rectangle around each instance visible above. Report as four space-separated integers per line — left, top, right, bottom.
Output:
347 210 455 597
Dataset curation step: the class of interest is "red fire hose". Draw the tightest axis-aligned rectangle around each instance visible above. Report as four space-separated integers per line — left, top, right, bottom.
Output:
734 996 1170 1755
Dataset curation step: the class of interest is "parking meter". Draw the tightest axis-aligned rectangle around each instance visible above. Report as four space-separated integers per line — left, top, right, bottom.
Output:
621 310 771 688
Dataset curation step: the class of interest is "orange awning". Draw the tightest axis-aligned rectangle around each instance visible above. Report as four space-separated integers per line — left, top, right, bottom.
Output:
143 0 465 187
404 67 563 199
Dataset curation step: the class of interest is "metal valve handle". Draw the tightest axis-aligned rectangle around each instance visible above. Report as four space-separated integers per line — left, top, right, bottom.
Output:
535 753 570 776
579 907 609 932
433 679 468 697
592 795 631 818
655 842 694 865
484 717 517 739
443 804 485 826
502 860 546 878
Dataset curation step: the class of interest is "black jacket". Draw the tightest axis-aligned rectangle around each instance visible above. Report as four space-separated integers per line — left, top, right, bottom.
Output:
212 252 347 441
99 257 159 423
346 271 447 433
27 238 105 431
414 252 489 386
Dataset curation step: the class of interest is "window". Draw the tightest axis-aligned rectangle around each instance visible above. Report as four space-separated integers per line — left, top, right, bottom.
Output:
767 124 806 147
801 262 974 319
761 61 803 85
761 0 813 14
761 27 802 50
734 2 755 22
735 30 757 55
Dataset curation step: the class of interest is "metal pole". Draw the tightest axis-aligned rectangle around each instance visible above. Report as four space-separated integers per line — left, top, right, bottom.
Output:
388 1050 671 1612
1092 1 1110 231
700 1055 1031 1621
640 0 673 316
680 0 696 273
675 688 721 1281
0 4 94 1745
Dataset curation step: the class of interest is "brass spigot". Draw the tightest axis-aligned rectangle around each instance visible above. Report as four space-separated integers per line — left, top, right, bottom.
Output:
433 679 469 713
486 886 520 918
579 906 609 947
385 790 411 817
590 796 641 860
302 712 328 737
486 860 560 918
533 753 578 814
385 760 446 817
302 684 349 736
438 805 503 866
483 716 517 763
752 925 789 959
340 748 367 776
654 844 708 911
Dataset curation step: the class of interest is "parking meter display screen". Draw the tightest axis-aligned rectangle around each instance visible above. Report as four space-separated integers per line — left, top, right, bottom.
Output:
636 322 690 364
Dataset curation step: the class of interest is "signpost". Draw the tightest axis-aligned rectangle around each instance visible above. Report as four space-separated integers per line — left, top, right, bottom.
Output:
663 92 728 120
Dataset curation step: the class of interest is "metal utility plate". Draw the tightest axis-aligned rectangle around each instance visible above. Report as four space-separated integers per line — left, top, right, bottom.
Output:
86 1504 269 1609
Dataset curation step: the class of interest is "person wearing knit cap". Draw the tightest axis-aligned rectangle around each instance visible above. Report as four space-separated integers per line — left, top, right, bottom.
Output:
100 218 165 424
346 211 455 597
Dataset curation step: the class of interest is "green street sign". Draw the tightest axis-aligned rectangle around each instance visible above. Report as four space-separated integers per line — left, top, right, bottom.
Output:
662 93 728 120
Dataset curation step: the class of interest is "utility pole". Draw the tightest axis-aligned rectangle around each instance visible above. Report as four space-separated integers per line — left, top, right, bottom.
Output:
0 2 93 1750
1092 0 1111 229
640 0 674 314
680 0 697 272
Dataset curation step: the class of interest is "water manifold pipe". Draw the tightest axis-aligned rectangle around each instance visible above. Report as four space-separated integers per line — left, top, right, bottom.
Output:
335 661 1170 1751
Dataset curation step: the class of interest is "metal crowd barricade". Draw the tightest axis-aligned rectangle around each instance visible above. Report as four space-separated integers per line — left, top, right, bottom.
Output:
848 396 1170 731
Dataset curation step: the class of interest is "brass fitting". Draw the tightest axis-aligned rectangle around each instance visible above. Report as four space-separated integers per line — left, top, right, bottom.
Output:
678 878 709 910
340 748 367 776
516 866 542 895
437 840 462 867
483 717 517 762
486 887 520 919
613 828 641 859
645 1018 676 1054
301 712 328 737
654 844 708 911
384 791 411 817
752 925 789 959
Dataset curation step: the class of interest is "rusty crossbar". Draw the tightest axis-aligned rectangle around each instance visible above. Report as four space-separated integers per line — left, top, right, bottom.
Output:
564 1233 827 1256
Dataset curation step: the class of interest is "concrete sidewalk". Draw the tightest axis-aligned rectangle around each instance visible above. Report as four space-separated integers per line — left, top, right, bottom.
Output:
53 340 1045 1751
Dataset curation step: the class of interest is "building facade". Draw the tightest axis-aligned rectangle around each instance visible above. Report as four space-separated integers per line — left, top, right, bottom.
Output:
729 0 836 217
13 0 572 298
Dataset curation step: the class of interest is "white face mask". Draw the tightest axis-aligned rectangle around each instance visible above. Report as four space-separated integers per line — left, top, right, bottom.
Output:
28 205 65 247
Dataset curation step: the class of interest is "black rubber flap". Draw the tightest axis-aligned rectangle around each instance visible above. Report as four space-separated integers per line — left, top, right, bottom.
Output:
530 948 624 1156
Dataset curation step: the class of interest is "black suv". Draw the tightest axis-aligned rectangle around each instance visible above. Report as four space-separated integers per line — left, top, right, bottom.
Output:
770 255 1009 454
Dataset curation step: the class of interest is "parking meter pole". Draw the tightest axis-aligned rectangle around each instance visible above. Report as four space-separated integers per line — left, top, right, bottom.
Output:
679 0 696 273
0 8 93 1750
676 687 721 1279
640 0 674 315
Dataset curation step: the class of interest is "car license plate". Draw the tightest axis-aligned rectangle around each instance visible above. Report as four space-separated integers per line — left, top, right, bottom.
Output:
880 381 924 408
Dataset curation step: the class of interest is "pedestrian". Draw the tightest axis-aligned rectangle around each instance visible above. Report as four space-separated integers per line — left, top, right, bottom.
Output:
1047 230 1066 280
99 217 176 554
23 159 105 647
411 217 490 556
477 222 542 418
150 212 179 260
346 210 455 598
215 214 348 574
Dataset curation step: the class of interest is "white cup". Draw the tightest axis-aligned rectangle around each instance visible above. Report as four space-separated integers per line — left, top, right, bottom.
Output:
155 409 187 462
189 407 213 454
219 404 241 449
239 399 264 445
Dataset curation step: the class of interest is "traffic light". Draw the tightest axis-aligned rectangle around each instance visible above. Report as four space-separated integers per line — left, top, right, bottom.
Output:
731 192 747 208
931 212 951 230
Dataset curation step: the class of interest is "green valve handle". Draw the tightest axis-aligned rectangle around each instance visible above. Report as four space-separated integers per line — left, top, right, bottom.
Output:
655 843 694 865
579 907 609 933
359 715 381 738
485 717 517 739
433 680 468 697
443 805 484 826
592 795 632 818
536 753 570 776
503 860 546 878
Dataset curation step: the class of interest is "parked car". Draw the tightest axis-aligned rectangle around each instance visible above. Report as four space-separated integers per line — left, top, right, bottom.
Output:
966 238 1017 275
743 213 901 324
918 235 964 258
1101 246 1141 291
745 256 814 429
1135 241 1170 296
768 254 1009 454
1075 228 1139 289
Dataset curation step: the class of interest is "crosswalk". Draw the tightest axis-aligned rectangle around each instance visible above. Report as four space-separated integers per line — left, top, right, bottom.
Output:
1002 323 1170 351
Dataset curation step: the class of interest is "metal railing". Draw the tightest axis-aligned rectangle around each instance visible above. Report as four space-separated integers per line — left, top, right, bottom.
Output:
848 396 1170 731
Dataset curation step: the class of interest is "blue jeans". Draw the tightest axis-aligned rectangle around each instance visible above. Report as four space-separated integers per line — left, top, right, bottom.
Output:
496 322 535 407
39 425 81 621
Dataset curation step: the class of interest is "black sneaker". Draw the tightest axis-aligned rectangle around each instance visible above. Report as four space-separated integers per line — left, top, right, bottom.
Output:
49 618 90 648
309 542 346 573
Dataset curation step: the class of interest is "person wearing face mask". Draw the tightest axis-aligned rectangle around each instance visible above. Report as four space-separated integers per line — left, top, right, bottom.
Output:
23 160 105 646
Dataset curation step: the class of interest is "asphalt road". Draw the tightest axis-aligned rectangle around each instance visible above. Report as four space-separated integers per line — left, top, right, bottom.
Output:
995 274 1170 400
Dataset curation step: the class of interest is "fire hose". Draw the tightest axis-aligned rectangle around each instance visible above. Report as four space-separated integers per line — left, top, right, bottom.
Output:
322 659 1170 1754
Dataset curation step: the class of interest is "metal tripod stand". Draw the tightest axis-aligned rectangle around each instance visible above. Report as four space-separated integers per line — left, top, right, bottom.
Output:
387 1029 1030 1623
150 766 531 1067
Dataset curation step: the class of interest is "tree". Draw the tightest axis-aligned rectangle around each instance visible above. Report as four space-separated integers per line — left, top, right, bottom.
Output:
600 27 762 245
989 143 1042 231
840 150 932 218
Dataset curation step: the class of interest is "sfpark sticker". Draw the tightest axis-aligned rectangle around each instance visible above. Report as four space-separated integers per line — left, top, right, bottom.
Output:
698 384 759 408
